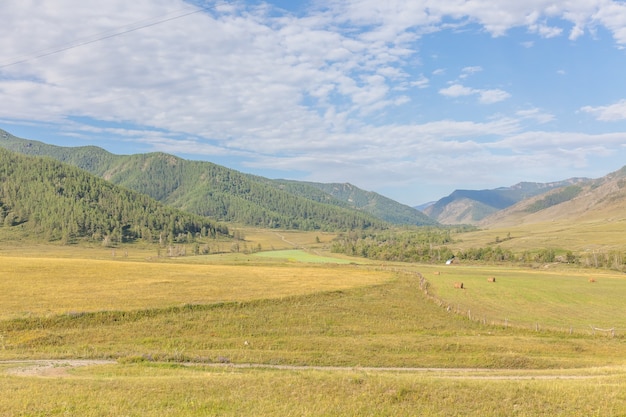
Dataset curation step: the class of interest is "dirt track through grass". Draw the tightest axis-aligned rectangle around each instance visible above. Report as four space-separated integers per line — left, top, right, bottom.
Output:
3 360 621 381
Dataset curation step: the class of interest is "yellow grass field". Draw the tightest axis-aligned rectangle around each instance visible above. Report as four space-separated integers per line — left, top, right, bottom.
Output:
2 235 626 416
0 255 390 320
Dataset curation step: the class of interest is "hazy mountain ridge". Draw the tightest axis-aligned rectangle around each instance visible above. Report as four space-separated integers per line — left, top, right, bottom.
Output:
0 129 398 230
423 179 589 225
480 166 626 228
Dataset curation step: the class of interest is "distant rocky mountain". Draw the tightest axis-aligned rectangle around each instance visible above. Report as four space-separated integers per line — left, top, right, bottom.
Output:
423 180 589 225
413 201 436 212
0 128 435 229
480 166 626 228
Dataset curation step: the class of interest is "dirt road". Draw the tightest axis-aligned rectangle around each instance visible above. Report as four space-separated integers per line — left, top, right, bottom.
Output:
1 359 616 380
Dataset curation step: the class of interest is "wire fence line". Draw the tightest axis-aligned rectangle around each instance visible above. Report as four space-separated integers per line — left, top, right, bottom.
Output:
409 270 620 338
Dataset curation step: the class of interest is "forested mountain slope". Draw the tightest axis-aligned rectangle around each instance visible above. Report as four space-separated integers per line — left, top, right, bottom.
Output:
259 179 437 226
0 147 228 244
0 129 387 231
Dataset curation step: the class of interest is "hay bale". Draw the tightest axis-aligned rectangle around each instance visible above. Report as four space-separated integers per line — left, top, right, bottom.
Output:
453 282 464 289
487 277 496 282
589 278 596 283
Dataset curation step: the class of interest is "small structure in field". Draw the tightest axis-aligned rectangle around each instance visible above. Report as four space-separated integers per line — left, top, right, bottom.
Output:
453 282 464 289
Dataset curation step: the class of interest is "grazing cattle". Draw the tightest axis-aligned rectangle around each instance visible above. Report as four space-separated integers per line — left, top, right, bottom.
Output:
589 278 596 283
453 282 464 289
487 277 496 282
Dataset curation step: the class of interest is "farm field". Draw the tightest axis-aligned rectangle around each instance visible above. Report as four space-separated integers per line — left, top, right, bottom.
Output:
451 216 626 253
417 263 626 334
1 241 626 415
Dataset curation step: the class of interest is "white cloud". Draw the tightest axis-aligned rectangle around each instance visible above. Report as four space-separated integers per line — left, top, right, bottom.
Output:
411 74 430 89
439 84 510 104
2 0 626 204
581 100 626 121
478 89 511 104
459 66 483 79
439 84 475 98
516 108 555 124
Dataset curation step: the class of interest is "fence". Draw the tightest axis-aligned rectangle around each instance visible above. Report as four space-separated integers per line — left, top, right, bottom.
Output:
412 270 620 338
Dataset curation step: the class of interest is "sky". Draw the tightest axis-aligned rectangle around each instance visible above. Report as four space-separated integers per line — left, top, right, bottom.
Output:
1 1 626 206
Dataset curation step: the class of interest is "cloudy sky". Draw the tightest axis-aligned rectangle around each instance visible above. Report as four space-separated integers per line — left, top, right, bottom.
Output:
2 0 626 205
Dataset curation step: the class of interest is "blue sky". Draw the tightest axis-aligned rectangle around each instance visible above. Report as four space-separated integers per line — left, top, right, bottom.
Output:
1 0 626 206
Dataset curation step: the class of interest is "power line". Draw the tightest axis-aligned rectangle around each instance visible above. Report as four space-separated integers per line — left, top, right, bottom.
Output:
0 3 224 70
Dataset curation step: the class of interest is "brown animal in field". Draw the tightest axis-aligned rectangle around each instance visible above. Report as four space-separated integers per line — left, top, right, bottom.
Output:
453 282 464 289
589 278 596 283
487 277 496 282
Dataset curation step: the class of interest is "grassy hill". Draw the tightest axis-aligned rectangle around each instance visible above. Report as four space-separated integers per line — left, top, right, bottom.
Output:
441 166 626 260
0 147 228 244
0 129 389 231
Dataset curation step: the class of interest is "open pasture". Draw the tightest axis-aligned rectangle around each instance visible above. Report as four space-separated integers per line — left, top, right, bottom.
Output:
419 264 626 333
453 217 626 253
253 249 355 264
2 362 626 416
3 244 626 415
0 255 389 320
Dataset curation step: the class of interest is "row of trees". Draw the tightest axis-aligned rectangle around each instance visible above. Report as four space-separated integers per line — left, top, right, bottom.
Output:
330 227 626 272
331 228 456 263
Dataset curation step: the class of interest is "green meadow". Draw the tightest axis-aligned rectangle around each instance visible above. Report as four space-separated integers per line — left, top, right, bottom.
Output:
2 241 626 416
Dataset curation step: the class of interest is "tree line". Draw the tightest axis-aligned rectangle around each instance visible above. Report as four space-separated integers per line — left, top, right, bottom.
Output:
330 227 626 272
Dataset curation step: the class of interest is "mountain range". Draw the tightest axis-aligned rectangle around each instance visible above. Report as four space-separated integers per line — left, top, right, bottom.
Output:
422 179 589 225
2 128 625 235
0 129 435 231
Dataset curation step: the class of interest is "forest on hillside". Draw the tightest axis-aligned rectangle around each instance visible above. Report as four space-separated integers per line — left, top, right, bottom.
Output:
0 148 228 244
0 130 406 230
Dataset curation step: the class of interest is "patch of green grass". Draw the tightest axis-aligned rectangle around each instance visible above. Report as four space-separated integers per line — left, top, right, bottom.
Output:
420 264 626 333
253 249 355 264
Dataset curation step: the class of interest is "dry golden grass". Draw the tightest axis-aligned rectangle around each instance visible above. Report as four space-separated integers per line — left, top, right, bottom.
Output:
0 255 390 320
2 238 626 416
452 217 626 253
2 363 626 416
